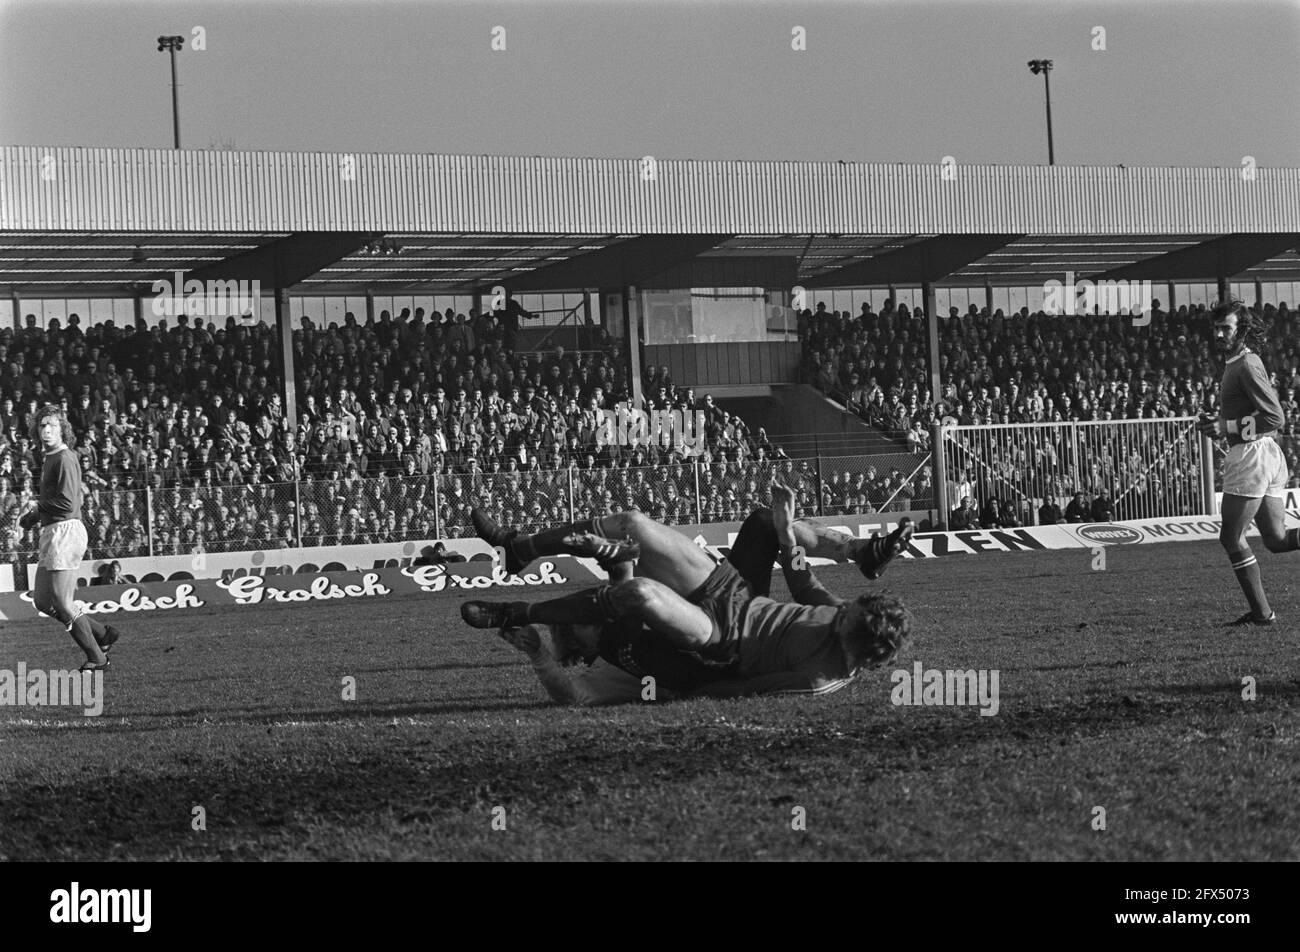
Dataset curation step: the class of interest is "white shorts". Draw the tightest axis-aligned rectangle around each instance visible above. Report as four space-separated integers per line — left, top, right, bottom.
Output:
1222 438 1288 500
37 519 88 571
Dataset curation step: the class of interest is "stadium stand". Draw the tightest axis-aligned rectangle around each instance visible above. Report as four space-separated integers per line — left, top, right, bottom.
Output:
3 306 897 563
802 298 1300 517
2 296 1292 565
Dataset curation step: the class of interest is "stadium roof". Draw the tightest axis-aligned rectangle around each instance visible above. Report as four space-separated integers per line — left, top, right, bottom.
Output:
2 147 1299 297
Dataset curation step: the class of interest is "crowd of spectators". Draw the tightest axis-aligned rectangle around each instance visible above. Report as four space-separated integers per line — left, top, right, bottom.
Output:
803 297 1300 519
804 297 1296 424
1 305 861 560
5 292 1292 562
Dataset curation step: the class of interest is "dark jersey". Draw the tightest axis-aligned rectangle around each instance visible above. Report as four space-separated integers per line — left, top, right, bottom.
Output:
1220 351 1284 446
734 598 851 683
595 618 739 691
38 447 83 526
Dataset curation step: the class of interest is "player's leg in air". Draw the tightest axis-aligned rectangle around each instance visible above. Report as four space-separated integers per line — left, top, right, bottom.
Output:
462 575 716 652
472 507 719 596
472 504 914 598
726 507 915 597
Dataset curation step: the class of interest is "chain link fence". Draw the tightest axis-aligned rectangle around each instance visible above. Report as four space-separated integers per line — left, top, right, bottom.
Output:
818 451 934 516
940 418 1208 522
1 419 1226 572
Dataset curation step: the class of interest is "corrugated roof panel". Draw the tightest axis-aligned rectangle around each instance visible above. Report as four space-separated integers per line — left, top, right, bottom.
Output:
2 146 1299 235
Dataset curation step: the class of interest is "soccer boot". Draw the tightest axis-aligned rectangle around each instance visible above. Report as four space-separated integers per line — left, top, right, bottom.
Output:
1226 610 1277 627
560 532 641 571
97 624 123 654
853 517 915 581
461 600 529 631
80 658 111 672
470 507 525 574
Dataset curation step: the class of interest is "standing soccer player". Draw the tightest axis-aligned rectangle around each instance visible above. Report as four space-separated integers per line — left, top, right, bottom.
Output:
20 405 121 668
1199 301 1299 625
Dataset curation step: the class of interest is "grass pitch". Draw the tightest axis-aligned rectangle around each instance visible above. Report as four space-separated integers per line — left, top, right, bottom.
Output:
2 540 1297 861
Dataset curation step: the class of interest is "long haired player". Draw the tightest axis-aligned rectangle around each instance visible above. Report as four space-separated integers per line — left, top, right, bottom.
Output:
20 405 122 669
1198 300 1299 625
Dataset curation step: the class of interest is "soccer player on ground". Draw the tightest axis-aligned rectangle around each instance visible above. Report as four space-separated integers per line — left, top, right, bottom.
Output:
1198 300 1300 626
20 405 122 670
474 499 914 592
462 485 913 704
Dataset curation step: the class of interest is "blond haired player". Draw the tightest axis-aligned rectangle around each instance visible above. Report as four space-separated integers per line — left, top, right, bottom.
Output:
20 405 123 669
463 484 913 704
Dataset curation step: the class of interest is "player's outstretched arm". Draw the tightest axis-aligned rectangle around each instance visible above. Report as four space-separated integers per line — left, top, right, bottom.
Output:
772 482 843 608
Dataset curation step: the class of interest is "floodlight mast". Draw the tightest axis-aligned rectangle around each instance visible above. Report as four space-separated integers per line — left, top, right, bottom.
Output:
156 35 185 149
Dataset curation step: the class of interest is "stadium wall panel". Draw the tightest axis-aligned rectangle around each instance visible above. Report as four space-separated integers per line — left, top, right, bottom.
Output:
641 342 800 386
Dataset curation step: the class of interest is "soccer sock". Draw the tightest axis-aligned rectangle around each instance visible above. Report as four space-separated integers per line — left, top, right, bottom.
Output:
525 585 619 625
83 616 109 640
1227 547 1271 619
1285 528 1300 552
65 609 105 661
513 520 600 564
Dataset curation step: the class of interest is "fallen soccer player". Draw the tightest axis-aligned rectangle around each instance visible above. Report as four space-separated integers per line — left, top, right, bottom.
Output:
462 484 913 705
472 500 914 593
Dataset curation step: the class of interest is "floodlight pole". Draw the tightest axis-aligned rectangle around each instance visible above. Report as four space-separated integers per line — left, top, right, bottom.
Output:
157 35 185 149
1040 66 1050 164
1028 59 1055 166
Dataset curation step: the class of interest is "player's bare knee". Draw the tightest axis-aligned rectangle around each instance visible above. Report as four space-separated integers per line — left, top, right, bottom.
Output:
617 510 651 537
1261 533 1288 553
610 577 657 614
1219 528 1246 550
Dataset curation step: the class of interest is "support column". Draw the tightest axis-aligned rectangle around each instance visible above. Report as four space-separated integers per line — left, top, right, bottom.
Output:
582 290 593 352
1217 275 1230 304
10 291 19 332
134 293 145 329
932 422 949 529
985 284 993 316
624 285 643 410
1167 281 1176 313
1255 278 1264 310
923 280 940 410
276 286 298 434
1200 433 1218 516
365 289 375 326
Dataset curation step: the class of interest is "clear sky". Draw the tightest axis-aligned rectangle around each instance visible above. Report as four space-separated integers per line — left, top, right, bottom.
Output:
1 0 1297 166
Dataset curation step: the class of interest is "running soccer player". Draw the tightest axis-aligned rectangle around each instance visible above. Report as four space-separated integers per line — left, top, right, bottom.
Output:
20 405 122 669
1198 300 1300 626
462 484 913 702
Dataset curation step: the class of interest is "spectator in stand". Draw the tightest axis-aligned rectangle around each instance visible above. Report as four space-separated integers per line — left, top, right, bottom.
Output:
1065 491 1091 523
1039 497 1065 525
1090 488 1115 522
980 497 1002 529
950 495 978 530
